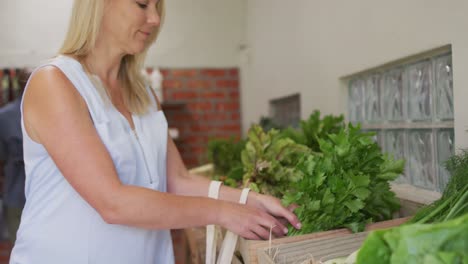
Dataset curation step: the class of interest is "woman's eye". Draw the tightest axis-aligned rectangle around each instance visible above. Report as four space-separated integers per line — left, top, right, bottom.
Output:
137 2 148 9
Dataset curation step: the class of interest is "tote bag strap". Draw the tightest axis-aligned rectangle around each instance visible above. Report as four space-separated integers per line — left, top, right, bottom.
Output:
216 188 250 264
206 181 223 264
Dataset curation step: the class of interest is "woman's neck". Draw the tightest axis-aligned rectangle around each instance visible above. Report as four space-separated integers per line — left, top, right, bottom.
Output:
84 41 125 86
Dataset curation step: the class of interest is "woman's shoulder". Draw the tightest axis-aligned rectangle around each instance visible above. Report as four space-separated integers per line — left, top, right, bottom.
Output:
26 65 84 106
30 65 72 87
30 54 86 89
34 55 84 76
22 61 90 143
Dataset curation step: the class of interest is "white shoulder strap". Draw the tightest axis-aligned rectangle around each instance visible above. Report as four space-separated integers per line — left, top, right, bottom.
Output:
216 188 250 264
206 181 223 264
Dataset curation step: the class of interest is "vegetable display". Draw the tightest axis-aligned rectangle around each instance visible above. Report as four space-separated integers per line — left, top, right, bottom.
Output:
279 110 344 152
207 137 245 187
283 124 403 235
356 213 468 264
409 150 468 224
356 150 468 263
241 125 310 197
208 111 403 236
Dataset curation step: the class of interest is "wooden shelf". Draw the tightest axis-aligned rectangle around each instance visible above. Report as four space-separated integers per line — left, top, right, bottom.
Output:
390 183 441 205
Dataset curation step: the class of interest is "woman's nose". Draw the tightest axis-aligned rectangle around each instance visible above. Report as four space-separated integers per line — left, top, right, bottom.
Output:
147 5 160 26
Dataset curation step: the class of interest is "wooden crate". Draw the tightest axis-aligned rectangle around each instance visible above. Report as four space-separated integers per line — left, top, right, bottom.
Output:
257 231 369 264
391 183 441 217
241 184 442 264
238 217 409 264
185 164 442 264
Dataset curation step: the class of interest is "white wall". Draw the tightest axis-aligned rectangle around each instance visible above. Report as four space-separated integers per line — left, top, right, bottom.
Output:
0 0 73 67
148 0 246 68
242 0 468 149
3 1 467 148
0 0 246 68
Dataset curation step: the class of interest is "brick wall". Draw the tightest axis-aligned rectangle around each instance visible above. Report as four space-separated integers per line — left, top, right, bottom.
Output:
171 229 188 264
161 68 241 263
161 68 242 168
0 242 12 264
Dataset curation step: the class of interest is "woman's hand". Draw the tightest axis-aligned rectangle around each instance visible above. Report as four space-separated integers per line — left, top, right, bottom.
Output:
217 201 291 240
247 192 301 234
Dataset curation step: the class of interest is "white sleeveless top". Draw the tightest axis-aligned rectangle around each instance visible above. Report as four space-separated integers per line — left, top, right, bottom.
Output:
10 55 174 264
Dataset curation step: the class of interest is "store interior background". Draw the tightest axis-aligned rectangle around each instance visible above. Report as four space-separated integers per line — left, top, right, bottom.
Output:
1 0 468 263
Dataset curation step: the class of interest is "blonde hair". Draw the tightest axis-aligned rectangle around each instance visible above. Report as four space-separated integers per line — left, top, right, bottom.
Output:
59 0 166 114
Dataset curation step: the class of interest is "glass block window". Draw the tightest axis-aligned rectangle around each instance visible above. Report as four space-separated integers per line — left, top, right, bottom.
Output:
270 93 301 128
348 51 454 192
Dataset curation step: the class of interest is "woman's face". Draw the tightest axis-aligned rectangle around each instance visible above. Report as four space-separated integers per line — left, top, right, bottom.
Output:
101 0 161 55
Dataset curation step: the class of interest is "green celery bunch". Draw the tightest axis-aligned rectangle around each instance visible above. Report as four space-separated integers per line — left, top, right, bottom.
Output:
280 110 345 152
283 124 404 235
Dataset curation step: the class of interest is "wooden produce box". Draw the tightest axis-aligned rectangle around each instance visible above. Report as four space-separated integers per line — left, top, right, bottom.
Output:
186 164 441 264
241 184 441 264
239 217 408 264
257 231 369 264
391 183 441 217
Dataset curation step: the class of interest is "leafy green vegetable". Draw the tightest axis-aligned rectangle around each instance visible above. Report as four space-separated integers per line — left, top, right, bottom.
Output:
409 150 468 224
279 110 344 152
207 111 402 237
443 150 468 195
241 125 310 197
207 137 246 187
207 111 344 190
283 124 403 235
357 213 468 264
258 116 284 131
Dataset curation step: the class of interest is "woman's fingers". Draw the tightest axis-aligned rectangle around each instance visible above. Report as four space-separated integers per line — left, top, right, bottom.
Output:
222 200 300 240
257 213 288 238
287 203 299 212
256 194 302 230
251 224 270 240
277 217 289 227
241 211 284 240
274 203 301 230
243 230 261 240
270 219 288 237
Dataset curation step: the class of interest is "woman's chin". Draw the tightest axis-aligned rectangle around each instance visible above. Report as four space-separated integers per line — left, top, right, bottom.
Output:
127 44 147 55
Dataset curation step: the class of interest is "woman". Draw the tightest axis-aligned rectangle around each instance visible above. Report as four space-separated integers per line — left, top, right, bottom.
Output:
10 0 300 263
